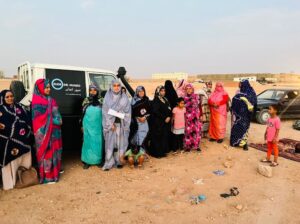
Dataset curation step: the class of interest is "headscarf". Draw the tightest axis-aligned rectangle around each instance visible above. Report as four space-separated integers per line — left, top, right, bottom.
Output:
31 79 56 152
155 85 168 104
84 84 101 107
184 83 200 111
0 90 13 107
185 83 195 95
209 82 227 103
239 80 257 106
80 84 102 125
164 80 178 109
132 86 150 117
132 86 147 105
176 79 188 98
102 80 131 133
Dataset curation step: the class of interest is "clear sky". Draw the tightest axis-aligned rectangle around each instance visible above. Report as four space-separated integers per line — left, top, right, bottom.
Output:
0 0 300 78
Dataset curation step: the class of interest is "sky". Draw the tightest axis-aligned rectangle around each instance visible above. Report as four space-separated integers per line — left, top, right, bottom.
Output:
0 0 300 78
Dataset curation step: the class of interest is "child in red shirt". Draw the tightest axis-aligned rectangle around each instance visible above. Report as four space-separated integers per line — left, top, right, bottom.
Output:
261 105 280 167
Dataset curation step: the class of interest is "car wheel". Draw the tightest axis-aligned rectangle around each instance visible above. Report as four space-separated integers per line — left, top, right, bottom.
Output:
256 109 270 124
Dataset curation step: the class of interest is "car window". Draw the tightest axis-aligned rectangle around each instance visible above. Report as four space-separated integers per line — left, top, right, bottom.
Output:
274 91 285 100
89 73 115 91
258 90 276 99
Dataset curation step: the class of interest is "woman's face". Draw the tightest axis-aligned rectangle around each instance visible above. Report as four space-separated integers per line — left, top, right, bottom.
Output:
216 83 223 92
159 89 166 97
89 88 97 96
186 87 193 95
138 90 145 98
206 82 212 89
113 83 121 93
44 84 51 96
4 91 14 105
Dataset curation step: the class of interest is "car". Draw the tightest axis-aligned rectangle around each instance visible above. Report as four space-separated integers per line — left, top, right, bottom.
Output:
255 88 300 124
10 62 134 151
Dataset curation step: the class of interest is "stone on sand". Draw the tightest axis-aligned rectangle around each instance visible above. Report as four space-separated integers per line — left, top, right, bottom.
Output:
258 164 272 178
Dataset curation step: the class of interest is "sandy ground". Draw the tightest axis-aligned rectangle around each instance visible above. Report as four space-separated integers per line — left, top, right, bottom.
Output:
0 79 300 224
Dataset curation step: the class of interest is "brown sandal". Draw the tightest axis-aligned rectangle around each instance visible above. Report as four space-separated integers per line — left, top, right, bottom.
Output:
270 162 279 167
261 159 271 163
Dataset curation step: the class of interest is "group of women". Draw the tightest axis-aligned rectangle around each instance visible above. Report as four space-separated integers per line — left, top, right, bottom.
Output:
0 77 257 190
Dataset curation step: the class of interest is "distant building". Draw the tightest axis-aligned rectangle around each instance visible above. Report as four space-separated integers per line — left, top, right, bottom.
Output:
152 72 188 80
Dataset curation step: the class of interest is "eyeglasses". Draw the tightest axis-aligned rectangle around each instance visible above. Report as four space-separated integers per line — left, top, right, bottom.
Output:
113 84 120 87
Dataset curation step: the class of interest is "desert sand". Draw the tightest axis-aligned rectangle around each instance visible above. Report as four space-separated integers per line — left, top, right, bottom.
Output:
0 79 300 224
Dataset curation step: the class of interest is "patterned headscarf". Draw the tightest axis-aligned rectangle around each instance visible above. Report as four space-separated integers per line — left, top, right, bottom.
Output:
185 83 195 95
155 85 166 103
34 79 50 98
176 79 188 98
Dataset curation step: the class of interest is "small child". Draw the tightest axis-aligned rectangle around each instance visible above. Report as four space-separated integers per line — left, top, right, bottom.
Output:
261 104 281 167
125 145 145 168
171 97 186 152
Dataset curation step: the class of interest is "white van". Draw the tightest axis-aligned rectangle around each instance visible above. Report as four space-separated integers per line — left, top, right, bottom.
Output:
12 62 134 150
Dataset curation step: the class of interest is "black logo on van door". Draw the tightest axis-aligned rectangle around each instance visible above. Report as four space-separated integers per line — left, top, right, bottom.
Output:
51 78 64 90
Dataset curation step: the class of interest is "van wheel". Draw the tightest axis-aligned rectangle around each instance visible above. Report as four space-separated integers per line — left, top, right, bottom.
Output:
256 109 270 124
10 81 26 103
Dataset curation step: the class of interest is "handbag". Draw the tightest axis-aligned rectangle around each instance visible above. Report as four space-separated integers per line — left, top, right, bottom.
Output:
15 166 39 189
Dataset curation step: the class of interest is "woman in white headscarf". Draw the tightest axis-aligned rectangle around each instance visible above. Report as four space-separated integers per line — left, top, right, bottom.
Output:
102 80 131 171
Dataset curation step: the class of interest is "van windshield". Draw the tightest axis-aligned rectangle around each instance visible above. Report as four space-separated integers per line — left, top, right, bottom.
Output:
89 73 116 91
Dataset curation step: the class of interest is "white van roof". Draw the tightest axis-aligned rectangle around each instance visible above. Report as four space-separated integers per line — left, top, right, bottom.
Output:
18 61 116 74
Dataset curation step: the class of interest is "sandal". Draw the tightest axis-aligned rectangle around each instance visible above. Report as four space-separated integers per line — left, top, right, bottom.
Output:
261 159 271 163
270 162 279 167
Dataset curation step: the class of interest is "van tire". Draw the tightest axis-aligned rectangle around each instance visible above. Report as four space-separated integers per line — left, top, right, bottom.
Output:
256 109 269 125
10 81 26 103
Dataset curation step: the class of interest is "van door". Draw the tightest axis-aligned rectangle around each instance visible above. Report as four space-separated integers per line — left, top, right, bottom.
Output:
46 69 86 115
46 69 86 151
282 90 300 117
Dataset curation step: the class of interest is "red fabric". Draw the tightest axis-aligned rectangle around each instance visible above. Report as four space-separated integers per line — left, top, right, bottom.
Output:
267 142 279 158
32 79 62 183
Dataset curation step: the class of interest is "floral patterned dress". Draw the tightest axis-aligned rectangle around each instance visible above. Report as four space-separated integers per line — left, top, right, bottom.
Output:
183 93 202 150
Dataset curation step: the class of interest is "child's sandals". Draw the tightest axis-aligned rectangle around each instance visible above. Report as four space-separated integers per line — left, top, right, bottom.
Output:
270 162 279 167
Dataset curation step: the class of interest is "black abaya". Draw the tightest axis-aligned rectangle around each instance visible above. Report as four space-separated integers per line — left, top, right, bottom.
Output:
149 97 172 158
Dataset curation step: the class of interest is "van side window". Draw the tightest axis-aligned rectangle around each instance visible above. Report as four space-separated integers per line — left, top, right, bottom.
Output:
89 74 115 92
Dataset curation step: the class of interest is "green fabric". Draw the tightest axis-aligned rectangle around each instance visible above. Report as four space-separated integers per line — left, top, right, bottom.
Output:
81 106 103 165
125 149 145 162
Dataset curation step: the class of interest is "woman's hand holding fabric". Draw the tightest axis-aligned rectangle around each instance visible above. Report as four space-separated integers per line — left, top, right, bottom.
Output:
138 117 146 123
0 123 5 129
111 124 116 132
165 117 171 123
